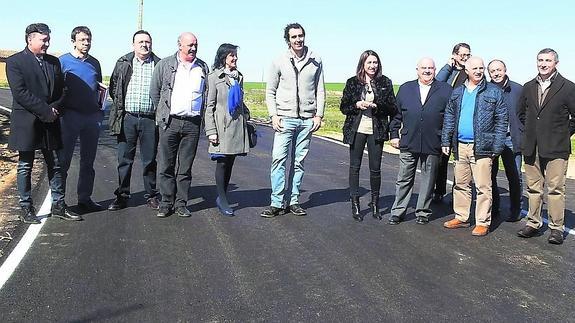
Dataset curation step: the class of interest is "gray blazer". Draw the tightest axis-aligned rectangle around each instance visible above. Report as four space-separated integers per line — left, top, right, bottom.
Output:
204 68 250 154
149 53 210 129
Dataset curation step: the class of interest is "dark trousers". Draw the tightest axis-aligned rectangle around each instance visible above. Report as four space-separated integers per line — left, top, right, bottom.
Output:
434 153 449 196
157 116 201 209
491 138 523 217
115 113 159 198
17 150 64 208
349 132 383 197
59 110 102 203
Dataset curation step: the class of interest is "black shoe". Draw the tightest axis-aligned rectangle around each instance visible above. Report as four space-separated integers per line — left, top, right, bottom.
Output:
517 225 539 238
548 229 564 245
351 197 362 222
146 196 160 210
289 204 307 216
78 200 103 213
157 207 171 218
175 206 192 217
260 206 283 218
108 196 128 211
432 193 444 203
369 193 382 220
388 215 401 225
416 216 429 225
506 213 522 222
19 206 41 224
51 203 83 221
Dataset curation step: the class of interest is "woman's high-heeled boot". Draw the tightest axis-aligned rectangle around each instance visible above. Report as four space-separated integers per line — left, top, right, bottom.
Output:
369 193 382 220
351 196 362 222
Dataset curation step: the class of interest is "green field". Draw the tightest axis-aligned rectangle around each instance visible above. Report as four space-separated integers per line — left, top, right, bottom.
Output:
244 82 398 137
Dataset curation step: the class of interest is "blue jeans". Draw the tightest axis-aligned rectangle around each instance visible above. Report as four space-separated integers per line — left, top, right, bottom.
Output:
270 117 313 208
491 136 523 217
59 110 103 203
17 150 64 208
115 113 158 198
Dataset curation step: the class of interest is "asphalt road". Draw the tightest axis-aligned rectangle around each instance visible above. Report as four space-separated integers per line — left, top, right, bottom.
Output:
0 88 574 321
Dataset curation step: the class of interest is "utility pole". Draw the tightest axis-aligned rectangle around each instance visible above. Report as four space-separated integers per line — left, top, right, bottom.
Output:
137 0 143 30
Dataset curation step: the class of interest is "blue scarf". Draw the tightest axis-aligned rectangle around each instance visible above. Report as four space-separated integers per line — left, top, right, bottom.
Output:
227 76 242 116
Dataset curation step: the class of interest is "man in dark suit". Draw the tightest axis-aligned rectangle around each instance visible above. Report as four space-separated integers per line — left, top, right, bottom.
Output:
6 23 81 223
516 48 575 245
487 60 524 222
388 58 453 225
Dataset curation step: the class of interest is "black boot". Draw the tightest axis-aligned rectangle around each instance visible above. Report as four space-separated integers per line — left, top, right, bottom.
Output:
51 202 83 221
369 193 382 220
351 196 362 222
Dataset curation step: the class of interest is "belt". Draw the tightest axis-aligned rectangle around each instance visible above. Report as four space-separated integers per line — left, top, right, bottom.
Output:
458 140 474 144
126 111 155 119
170 114 200 121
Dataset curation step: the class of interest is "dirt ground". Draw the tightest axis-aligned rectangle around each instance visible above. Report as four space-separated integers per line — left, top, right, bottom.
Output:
0 115 20 258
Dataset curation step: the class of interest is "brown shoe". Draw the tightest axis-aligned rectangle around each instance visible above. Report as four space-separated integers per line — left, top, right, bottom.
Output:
443 218 470 229
472 225 489 236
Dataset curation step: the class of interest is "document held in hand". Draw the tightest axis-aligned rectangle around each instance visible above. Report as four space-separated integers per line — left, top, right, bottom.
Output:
98 82 109 111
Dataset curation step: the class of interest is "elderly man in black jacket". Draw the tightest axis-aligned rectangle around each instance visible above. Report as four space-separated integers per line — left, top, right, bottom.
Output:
516 48 575 245
388 58 452 225
108 30 161 211
6 23 81 223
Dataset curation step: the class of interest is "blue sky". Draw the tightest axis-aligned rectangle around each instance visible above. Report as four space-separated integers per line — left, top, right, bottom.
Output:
2 0 574 84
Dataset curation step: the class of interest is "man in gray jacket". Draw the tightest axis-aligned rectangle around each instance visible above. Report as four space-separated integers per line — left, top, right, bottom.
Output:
260 23 326 218
149 32 209 218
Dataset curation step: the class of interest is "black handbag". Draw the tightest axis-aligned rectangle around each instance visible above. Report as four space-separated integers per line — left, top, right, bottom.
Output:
247 123 257 148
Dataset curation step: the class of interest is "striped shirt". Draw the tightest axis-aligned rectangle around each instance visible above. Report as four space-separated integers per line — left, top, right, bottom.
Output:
125 56 155 115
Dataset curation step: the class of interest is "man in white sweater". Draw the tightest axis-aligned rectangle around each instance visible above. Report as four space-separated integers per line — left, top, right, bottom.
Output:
261 23 326 218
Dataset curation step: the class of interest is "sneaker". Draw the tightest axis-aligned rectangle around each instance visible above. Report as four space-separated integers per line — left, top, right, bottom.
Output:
472 225 489 236
19 206 41 224
289 204 307 216
260 206 283 218
175 206 192 217
443 218 470 229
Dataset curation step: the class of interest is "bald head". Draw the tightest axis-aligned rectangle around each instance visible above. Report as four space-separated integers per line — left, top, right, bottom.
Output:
178 32 198 62
416 57 436 85
465 56 485 85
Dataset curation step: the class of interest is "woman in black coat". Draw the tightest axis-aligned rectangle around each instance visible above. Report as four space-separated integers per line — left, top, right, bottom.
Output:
340 50 397 221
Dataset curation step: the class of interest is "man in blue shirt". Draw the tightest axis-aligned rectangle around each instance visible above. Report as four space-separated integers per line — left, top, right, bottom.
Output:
441 56 508 237
59 26 103 213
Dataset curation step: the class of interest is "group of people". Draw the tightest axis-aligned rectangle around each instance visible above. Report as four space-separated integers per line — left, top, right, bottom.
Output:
7 22 575 245
343 42 575 245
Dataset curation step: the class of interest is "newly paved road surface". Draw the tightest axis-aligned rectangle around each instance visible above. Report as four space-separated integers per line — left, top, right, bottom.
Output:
0 88 574 321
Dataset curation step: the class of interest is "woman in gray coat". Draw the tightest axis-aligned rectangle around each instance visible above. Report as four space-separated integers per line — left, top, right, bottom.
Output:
204 43 250 217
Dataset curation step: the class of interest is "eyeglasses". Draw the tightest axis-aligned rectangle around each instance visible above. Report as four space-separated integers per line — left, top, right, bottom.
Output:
458 53 471 58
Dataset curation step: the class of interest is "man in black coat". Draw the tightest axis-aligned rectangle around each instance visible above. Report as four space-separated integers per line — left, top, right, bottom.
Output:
6 23 81 223
388 58 452 225
516 48 575 245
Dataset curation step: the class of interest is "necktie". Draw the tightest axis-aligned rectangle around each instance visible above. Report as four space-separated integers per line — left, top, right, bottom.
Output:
38 57 50 89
